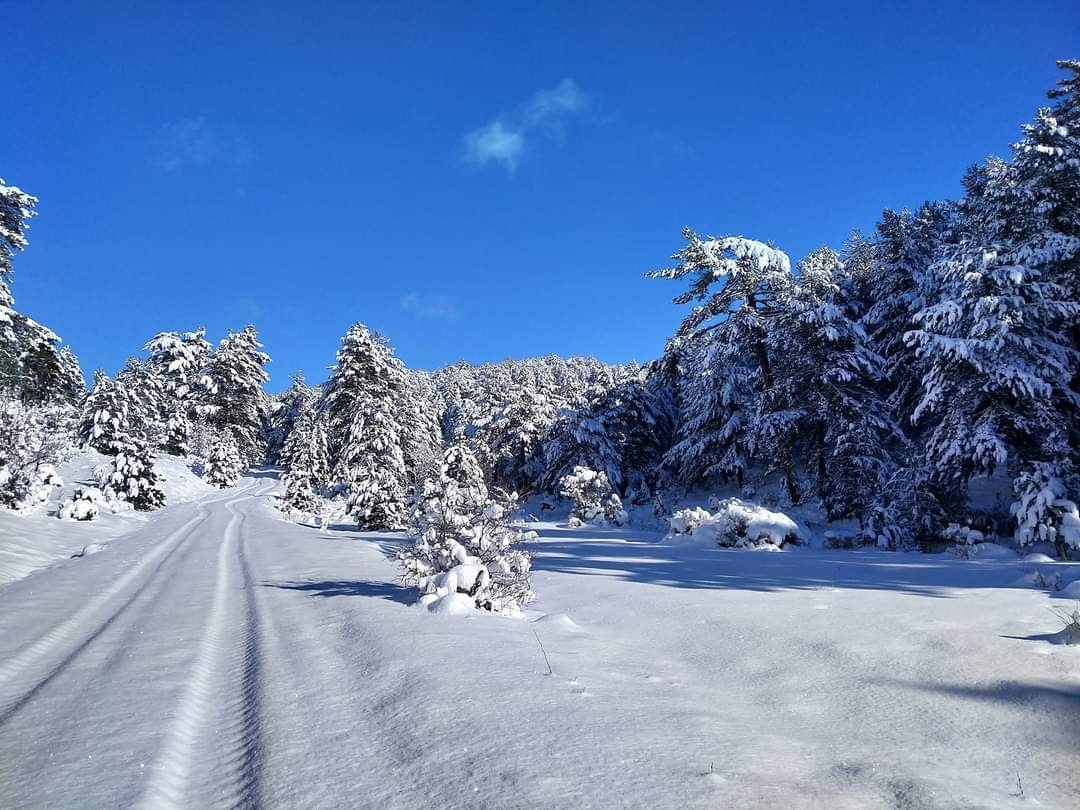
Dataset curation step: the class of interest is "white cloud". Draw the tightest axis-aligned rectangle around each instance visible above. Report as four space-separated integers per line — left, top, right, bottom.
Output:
523 78 586 126
400 291 458 320
463 78 587 174
463 120 526 173
161 117 253 172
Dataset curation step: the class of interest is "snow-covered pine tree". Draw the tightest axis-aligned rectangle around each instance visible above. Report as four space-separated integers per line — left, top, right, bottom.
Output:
861 204 954 425
104 432 165 511
78 371 129 454
540 364 672 501
397 370 444 492
53 347 86 406
145 327 213 456
763 247 901 518
265 371 315 465
201 326 270 464
648 230 793 492
0 178 73 405
1011 462 1080 559
115 357 167 449
205 431 244 488
321 323 410 527
0 178 37 392
399 443 534 614
345 399 408 530
280 407 330 514
479 384 555 494
906 63 1080 515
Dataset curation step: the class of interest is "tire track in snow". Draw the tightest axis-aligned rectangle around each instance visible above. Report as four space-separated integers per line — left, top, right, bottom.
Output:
0 489 243 723
136 485 271 810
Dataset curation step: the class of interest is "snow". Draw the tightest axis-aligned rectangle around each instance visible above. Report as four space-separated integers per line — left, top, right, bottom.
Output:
667 498 802 548
1024 552 1057 563
0 451 217 586
2 471 1079 808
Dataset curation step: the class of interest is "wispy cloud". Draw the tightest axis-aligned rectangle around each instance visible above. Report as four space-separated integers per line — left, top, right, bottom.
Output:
400 292 458 320
160 117 253 172
464 121 526 172
463 78 587 174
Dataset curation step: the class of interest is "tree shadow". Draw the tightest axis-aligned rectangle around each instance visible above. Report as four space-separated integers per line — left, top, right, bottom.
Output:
264 579 415 605
1002 629 1077 646
244 467 282 480
529 526 1075 598
882 677 1080 745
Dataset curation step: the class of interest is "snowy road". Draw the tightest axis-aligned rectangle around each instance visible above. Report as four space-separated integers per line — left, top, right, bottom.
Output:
1 473 1079 808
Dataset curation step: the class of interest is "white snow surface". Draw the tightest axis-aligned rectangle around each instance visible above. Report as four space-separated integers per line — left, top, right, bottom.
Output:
0 452 216 586
1 472 1079 808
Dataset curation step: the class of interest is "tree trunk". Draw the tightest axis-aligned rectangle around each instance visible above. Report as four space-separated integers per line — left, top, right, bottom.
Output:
746 293 773 390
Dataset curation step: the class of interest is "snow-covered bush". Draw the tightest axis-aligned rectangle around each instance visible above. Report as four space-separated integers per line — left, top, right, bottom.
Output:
205 432 244 488
1011 464 1080 559
559 466 618 525
104 434 165 511
667 498 802 548
59 487 102 521
603 492 627 526
943 523 986 559
0 398 73 510
400 444 534 615
668 506 711 536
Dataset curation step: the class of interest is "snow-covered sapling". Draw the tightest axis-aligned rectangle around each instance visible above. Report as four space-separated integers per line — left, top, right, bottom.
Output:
59 487 102 521
559 466 616 526
399 444 534 615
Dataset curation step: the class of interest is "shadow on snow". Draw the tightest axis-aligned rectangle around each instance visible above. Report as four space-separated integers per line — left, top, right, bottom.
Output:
264 579 416 605
529 525 1075 598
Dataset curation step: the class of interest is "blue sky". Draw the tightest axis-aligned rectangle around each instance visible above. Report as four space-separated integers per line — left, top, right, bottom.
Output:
3 1 1076 388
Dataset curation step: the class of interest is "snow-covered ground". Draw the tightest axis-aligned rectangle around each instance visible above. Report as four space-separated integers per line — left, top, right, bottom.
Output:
1 469 1079 808
0 452 215 586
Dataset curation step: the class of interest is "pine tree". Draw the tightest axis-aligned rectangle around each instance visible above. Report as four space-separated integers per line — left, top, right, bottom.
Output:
399 443 534 614
104 433 165 511
764 247 900 517
648 231 793 492
862 204 954 425
280 408 330 514
345 400 408 530
78 371 129 454
322 323 410 526
145 327 212 455
906 66 1080 510
54 347 86 406
0 178 70 404
266 371 315 465
205 431 244 488
201 326 270 463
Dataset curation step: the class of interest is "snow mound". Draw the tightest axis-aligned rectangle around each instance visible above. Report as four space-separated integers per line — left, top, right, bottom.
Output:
966 542 1015 559
1058 579 1080 599
666 498 802 548
533 612 582 633
1023 552 1057 563
421 591 476 616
